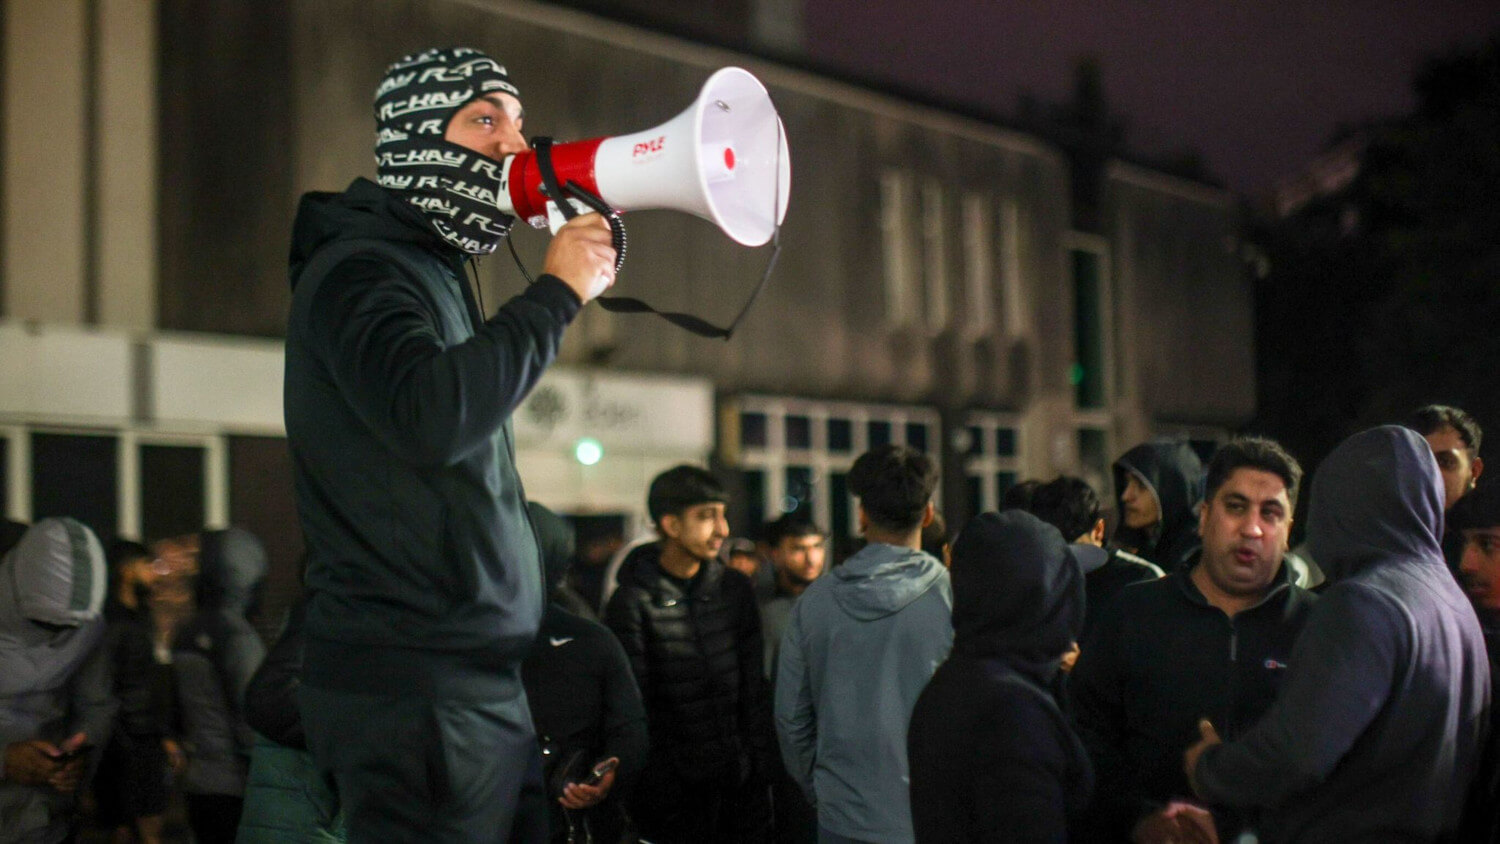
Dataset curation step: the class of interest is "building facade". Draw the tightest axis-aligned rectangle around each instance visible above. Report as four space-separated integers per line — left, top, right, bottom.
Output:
0 0 1251 614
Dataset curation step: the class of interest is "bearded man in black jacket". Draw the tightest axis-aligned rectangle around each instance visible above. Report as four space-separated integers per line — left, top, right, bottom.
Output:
283 46 617 842
604 466 774 843
1073 437 1317 843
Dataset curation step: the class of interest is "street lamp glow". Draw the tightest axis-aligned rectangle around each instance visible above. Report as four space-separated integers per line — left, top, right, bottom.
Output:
574 438 603 466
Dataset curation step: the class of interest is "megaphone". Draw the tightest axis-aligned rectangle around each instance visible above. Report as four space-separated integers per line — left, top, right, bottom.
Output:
497 67 791 247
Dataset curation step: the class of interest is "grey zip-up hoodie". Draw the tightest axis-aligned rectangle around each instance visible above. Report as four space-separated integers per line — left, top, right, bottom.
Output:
0 518 115 844
775 542 952 843
1193 426 1491 842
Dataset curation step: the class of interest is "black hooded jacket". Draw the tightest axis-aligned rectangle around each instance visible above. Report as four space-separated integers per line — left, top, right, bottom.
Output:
1070 552 1317 841
283 178 580 698
908 511 1093 842
603 542 773 784
1113 440 1204 574
1193 426 1491 842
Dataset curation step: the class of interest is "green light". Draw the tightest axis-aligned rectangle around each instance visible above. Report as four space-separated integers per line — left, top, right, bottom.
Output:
1068 363 1086 386
574 438 603 466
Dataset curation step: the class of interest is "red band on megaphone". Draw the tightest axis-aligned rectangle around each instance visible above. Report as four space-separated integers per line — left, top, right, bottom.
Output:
505 138 606 221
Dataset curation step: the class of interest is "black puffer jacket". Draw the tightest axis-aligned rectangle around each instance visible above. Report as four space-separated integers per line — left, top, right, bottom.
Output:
1113 440 1204 574
603 543 773 783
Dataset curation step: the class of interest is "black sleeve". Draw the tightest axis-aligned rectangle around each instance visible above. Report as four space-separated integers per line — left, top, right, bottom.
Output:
111 622 164 738
1071 597 1153 836
973 691 1077 843
604 589 650 703
244 601 308 749
595 626 649 784
308 258 580 468
732 576 776 773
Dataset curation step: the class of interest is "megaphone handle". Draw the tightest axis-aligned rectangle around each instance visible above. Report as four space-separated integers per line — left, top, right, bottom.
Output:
533 136 627 274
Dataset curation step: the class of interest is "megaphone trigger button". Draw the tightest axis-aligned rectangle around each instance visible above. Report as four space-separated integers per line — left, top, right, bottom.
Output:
713 100 731 112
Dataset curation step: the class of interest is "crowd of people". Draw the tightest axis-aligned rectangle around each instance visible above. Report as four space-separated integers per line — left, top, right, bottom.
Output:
2 404 1495 843
6 44 1495 844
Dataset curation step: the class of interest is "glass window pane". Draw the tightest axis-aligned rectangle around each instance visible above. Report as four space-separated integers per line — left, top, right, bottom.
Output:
742 470 766 535
966 425 985 456
905 423 929 453
827 418 853 453
740 412 768 449
1078 428 1110 496
995 428 1017 457
1073 249 1106 408
785 415 812 450
997 472 1018 505
31 433 118 544
140 445 206 542
784 466 815 519
868 420 892 449
830 472 851 561
966 475 984 518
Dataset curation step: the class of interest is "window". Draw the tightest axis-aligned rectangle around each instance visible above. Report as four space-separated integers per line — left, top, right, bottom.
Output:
741 412 768 449
140 444 206 541
31 432 119 543
880 169 919 327
961 413 1024 524
922 180 949 332
961 193 994 339
1000 199 1027 338
722 397 941 562
1068 234 1112 411
1078 426 1112 500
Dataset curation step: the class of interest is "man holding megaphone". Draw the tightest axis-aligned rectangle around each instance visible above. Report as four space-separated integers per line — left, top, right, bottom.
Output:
283 46 616 842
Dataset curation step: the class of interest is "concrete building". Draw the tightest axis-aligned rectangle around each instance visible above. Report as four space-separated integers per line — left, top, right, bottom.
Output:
0 0 1252 615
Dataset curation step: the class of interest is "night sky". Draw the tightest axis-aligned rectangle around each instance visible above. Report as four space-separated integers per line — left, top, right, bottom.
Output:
802 0 1500 196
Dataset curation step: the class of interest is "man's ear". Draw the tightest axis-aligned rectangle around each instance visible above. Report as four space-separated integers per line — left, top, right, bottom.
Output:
660 513 682 541
1472 456 1485 486
856 506 869 536
920 501 935 529
1091 518 1106 546
1197 498 1209 539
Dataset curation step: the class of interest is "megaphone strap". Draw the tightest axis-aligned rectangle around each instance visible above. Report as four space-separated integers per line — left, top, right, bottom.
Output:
527 136 779 342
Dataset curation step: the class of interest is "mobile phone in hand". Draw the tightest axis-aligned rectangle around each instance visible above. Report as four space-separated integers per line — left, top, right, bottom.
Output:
582 757 618 786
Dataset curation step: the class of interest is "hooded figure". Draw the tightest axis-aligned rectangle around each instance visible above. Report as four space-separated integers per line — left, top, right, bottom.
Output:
908 510 1093 842
0 518 115 844
775 539 952 842
521 503 646 844
1113 440 1204 573
1190 426 1490 841
171 527 269 840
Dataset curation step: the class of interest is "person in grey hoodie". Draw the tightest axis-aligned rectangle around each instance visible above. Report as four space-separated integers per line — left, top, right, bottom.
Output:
1185 426 1491 842
172 527 268 842
0 518 115 844
776 445 953 844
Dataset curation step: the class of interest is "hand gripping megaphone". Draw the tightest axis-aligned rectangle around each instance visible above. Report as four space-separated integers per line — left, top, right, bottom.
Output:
496 67 791 247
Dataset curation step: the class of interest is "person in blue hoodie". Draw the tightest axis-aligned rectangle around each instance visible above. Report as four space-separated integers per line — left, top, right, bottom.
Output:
282 46 617 842
1185 426 1491 842
775 444 953 844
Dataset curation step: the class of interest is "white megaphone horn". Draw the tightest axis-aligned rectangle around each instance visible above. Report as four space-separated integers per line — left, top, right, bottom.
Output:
497 67 791 247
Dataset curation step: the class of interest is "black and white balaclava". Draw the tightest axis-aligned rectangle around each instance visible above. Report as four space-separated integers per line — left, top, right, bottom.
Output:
373 47 519 255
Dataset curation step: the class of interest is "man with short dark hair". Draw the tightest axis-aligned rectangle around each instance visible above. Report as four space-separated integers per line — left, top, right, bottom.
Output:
1073 437 1317 843
775 445 952 843
1028 475 1162 640
760 515 827 680
1409 404 1484 511
604 466 773 842
1450 483 1500 840
1185 427 1489 842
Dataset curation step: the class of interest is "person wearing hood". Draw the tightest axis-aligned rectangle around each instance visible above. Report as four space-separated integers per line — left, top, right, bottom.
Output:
0 518 116 844
1113 439 1205 574
775 444 953 844
1026 475 1163 641
1185 426 1491 842
604 466 774 842
171 527 268 842
522 502 647 844
282 46 618 841
1074 437 1317 843
1448 482 1500 841
907 510 1092 841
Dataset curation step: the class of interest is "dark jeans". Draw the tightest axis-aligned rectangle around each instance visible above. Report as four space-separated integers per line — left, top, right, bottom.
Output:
629 758 772 844
184 793 244 843
301 682 548 843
